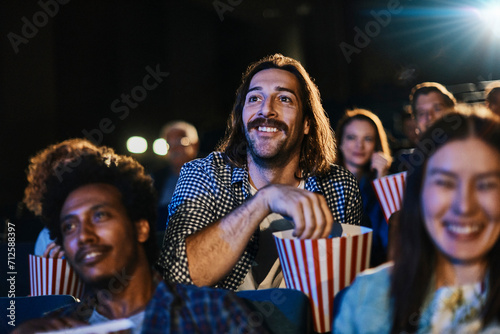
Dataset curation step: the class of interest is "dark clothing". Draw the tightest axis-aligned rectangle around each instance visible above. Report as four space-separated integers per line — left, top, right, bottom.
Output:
152 165 179 232
390 148 415 174
358 175 389 267
46 276 267 333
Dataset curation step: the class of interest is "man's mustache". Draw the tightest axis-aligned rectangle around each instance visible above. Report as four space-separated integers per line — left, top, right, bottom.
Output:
246 118 288 132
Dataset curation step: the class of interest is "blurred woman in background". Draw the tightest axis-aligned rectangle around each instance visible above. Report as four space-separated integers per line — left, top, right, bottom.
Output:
336 108 392 266
334 112 500 333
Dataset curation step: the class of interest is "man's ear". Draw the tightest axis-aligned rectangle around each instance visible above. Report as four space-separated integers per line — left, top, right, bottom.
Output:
304 117 310 135
135 219 150 243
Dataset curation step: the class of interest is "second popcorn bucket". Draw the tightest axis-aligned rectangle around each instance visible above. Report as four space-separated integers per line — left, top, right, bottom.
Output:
29 255 85 298
273 224 372 333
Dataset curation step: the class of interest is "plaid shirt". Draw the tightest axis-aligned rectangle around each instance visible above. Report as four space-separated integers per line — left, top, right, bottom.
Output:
47 274 267 333
158 152 362 290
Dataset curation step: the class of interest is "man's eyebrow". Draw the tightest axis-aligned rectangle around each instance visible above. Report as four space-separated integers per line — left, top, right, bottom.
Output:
276 86 298 97
247 86 262 93
91 204 107 211
60 213 74 222
246 86 298 97
60 203 108 222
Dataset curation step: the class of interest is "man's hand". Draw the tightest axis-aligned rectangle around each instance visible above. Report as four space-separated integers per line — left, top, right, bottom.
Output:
370 151 391 179
12 317 87 334
259 184 334 239
43 242 65 259
185 183 335 286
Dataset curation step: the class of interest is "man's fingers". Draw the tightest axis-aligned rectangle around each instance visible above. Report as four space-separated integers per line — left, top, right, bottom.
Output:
264 184 334 239
53 246 65 258
45 244 64 259
291 205 306 237
293 193 333 239
43 242 58 258
296 202 316 239
311 194 334 239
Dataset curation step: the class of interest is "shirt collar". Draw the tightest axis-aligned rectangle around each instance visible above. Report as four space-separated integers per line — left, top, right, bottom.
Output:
231 164 248 185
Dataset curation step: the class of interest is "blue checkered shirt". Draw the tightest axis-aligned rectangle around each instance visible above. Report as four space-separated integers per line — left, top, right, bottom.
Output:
45 275 267 333
158 152 362 290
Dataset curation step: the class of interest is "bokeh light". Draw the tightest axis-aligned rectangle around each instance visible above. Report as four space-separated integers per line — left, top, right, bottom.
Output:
153 138 169 156
126 136 148 154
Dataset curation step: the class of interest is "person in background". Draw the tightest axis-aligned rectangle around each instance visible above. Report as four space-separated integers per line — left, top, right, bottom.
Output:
335 108 393 267
158 54 362 291
15 139 267 334
400 106 419 148
153 121 199 231
334 111 500 333
410 81 456 135
393 81 456 173
484 81 500 117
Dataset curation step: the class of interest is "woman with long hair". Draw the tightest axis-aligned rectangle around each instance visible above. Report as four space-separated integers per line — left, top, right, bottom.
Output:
334 111 500 332
336 108 392 266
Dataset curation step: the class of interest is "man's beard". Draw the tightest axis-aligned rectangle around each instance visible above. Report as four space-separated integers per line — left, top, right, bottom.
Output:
245 118 303 169
71 243 139 294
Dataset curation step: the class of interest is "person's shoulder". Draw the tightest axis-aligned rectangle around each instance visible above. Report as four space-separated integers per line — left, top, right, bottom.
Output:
316 164 358 184
34 227 54 256
335 263 393 332
183 152 230 169
357 262 393 280
184 151 244 179
346 262 393 306
348 262 393 295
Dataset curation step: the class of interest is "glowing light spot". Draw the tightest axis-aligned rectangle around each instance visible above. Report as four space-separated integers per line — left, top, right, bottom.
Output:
153 138 169 156
479 4 500 36
126 136 148 154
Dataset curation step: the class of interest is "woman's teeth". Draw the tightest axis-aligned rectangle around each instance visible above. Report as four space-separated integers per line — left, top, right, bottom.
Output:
446 224 480 235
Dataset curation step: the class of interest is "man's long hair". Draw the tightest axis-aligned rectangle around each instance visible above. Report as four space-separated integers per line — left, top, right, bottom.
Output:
217 54 336 177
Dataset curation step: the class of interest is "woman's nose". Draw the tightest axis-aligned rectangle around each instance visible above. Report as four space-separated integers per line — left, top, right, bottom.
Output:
452 182 477 216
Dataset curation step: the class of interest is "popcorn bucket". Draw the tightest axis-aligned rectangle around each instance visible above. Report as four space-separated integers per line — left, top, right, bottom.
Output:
371 171 407 223
29 255 84 298
273 224 372 333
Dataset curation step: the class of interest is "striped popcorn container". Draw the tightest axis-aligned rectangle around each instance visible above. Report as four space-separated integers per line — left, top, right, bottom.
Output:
273 224 372 333
371 171 407 223
29 255 84 298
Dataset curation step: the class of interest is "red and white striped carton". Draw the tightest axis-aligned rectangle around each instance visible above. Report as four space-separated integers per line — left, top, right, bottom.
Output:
29 255 84 298
273 224 372 333
371 171 407 223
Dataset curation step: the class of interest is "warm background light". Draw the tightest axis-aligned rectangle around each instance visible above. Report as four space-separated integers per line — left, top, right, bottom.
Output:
126 136 148 154
153 138 169 156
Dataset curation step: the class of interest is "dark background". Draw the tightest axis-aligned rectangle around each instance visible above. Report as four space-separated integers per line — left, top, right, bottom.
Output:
1 0 499 241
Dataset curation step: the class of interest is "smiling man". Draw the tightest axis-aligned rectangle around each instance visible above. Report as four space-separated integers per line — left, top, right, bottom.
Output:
15 140 266 334
158 54 362 291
